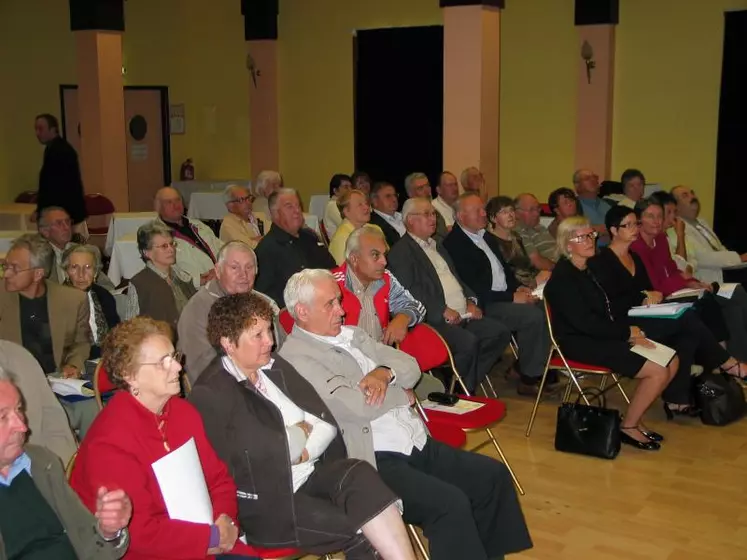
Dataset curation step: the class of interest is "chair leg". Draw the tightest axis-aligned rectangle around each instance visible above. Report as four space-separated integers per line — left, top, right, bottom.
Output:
611 374 631 404
482 374 498 398
525 354 552 437
407 524 430 560
484 427 525 495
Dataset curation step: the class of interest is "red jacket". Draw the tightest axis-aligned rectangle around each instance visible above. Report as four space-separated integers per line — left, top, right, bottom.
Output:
630 233 688 296
70 391 254 559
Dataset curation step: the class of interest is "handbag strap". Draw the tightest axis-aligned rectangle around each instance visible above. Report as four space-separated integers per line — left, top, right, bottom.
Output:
573 382 621 408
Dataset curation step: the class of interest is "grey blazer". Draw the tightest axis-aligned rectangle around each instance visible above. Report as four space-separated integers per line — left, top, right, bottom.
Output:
278 325 421 467
0 445 128 560
386 233 476 326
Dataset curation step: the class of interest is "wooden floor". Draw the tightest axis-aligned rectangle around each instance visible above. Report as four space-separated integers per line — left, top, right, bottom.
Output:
308 369 747 559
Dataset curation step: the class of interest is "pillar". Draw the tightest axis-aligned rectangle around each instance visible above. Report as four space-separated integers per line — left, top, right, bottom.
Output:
70 0 129 210
242 0 280 174
442 0 503 196
574 0 619 179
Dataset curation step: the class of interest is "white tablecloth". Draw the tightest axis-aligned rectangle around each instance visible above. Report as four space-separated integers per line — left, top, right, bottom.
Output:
0 230 25 255
0 204 35 231
173 180 251 203
107 233 143 285
186 192 227 221
104 212 158 256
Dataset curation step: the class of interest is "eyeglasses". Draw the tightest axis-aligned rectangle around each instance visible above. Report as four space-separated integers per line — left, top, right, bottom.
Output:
618 221 642 229
409 211 438 218
569 231 599 243
230 196 254 204
151 241 177 250
138 351 184 371
66 264 95 274
497 207 515 216
0 264 37 275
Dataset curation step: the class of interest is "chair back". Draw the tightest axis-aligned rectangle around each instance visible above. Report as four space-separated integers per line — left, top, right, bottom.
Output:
308 194 330 220
399 323 448 372
65 451 78 481
93 361 117 410
543 298 562 349
319 221 330 245
279 308 294 335
85 193 116 235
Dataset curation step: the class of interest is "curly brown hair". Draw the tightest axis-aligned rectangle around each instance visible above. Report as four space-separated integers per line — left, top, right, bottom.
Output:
207 292 274 353
101 317 173 390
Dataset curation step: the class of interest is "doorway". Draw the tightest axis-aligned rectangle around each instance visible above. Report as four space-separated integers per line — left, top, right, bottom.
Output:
59 85 171 211
354 26 444 200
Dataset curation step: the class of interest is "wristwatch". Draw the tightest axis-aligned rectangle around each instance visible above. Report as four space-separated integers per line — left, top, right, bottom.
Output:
377 365 396 385
96 524 128 547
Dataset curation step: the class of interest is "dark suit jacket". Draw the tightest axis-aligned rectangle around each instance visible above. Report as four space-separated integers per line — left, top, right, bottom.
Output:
387 233 475 326
37 136 87 224
189 354 346 548
369 211 403 249
442 225 520 306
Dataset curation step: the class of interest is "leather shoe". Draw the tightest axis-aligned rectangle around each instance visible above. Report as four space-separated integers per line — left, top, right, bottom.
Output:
639 429 664 443
620 429 661 451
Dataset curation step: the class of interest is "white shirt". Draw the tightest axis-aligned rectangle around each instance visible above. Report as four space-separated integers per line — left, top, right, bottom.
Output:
373 209 406 237
323 198 343 238
432 196 456 227
300 326 427 456
459 225 507 291
222 356 337 492
50 242 72 282
409 233 467 314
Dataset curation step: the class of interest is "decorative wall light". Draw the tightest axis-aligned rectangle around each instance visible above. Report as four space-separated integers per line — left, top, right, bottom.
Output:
581 40 595 84
246 54 261 88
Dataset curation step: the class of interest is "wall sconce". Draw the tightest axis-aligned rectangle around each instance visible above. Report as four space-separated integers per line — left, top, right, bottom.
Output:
581 40 595 84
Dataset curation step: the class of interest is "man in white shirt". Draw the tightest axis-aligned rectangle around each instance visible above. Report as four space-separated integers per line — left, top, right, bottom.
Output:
369 181 405 249
279 269 532 560
431 171 458 228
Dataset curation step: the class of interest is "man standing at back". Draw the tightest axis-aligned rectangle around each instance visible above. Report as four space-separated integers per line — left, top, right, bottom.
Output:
34 114 88 238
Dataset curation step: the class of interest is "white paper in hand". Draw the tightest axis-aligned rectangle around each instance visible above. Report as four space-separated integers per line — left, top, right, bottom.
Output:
717 283 740 300
151 438 213 524
630 339 676 368
47 376 94 397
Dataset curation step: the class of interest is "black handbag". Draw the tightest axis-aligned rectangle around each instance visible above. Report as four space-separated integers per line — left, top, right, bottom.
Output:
555 387 621 459
693 373 746 426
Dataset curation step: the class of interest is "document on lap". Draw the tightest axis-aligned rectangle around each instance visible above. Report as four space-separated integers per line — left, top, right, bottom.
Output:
628 302 692 319
47 376 94 398
630 339 676 368
151 437 213 524
717 283 740 300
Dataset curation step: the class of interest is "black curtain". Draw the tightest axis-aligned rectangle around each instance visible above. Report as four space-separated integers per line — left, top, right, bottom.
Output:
713 10 747 252
354 26 444 200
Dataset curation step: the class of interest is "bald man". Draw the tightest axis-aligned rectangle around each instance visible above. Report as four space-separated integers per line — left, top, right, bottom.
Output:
513 193 556 270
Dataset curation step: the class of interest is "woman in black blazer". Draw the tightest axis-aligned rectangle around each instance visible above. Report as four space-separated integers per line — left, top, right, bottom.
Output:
544 217 679 451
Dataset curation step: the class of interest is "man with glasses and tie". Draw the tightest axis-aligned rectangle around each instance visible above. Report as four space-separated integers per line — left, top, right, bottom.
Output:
219 185 265 248
0 233 97 437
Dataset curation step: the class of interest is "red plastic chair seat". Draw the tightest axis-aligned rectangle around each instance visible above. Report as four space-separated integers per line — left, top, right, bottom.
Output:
243 544 302 559
399 324 448 372
423 396 506 430
96 364 116 394
548 356 611 374
425 420 467 448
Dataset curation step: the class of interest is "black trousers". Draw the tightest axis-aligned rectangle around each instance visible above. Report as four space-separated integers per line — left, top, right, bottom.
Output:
433 317 510 393
718 286 747 362
376 439 532 560
294 458 397 559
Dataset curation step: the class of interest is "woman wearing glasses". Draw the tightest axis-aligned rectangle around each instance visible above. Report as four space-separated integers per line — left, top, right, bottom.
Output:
125 222 197 332
589 206 746 418
62 244 120 359
70 317 260 559
545 217 679 451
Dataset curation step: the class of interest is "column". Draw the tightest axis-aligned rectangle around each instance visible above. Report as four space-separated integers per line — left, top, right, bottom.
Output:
573 0 619 179
242 0 280 174
442 0 503 196
70 0 129 210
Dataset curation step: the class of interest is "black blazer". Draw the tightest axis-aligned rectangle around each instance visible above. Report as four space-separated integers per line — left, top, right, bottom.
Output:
387 233 475 326
37 136 87 224
368 211 403 249
442 225 520 306
87 283 121 360
189 353 347 548
588 247 651 321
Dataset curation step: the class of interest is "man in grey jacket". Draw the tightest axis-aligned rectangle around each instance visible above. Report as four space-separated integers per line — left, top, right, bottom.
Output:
177 241 283 383
0 369 131 559
279 269 532 560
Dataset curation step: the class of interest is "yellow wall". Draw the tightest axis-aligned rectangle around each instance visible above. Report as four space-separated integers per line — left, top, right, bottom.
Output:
613 0 747 222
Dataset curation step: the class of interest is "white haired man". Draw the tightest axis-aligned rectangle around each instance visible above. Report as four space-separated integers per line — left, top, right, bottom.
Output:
177 241 283 382
219 184 265 248
279 269 532 560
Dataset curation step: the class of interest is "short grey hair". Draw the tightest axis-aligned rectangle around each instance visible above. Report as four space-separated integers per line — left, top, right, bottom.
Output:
9 234 54 278
216 241 257 269
404 172 428 197
460 167 480 188
38 206 69 228
284 269 335 319
61 244 102 276
401 197 430 223
268 188 299 216
556 216 591 258
136 221 173 263
223 184 249 206
345 224 386 261
454 192 482 213
255 170 282 194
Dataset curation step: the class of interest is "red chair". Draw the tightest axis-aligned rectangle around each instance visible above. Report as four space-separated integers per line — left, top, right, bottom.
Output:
241 545 309 560
14 190 38 204
319 221 330 246
93 362 117 410
524 299 631 437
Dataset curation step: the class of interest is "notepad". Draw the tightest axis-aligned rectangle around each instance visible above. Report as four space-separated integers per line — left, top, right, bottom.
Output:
422 399 484 415
47 376 94 398
665 288 704 301
717 283 740 300
628 302 692 319
631 339 676 367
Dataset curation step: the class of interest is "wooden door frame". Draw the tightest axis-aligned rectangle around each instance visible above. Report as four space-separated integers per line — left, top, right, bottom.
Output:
58 84 172 186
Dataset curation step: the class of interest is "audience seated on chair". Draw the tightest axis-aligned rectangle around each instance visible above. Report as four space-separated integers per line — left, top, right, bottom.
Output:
278 269 533 560
605 168 646 209
444 193 552 396
513 193 557 270
0 343 77 465
154 186 223 288
0 369 132 558
544 216 679 451
249 169 284 217
572 168 612 245
61 244 120 359
547 187 579 239
323 173 352 239
328 189 377 265
431 171 459 229
219 184 265 248
0 233 97 438
178 241 282 384
126 222 197 334
254 188 335 307
404 172 448 240
351 171 372 197
388 198 510 394
70 317 260 559
459 166 488 203
191 293 417 560
369 181 406 249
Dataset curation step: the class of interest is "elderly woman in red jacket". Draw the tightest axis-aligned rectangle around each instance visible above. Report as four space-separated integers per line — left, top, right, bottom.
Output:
70 317 258 560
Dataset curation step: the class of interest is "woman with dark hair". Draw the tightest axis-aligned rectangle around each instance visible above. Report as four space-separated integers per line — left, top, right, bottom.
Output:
547 187 578 238
485 196 549 288
590 205 747 416
189 292 416 560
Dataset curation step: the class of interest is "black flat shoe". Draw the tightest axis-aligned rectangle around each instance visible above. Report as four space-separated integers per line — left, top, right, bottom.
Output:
639 429 664 443
663 402 700 420
620 428 661 451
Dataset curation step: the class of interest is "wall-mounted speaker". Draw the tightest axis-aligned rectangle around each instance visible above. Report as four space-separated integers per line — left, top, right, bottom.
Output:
69 0 125 32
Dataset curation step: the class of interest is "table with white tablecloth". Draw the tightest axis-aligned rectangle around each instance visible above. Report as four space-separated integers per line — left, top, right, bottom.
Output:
104 212 158 256
172 180 251 204
107 233 143 286
0 204 35 231
186 192 228 221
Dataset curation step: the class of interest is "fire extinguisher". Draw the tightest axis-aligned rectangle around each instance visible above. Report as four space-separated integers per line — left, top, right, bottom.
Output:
180 158 195 181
